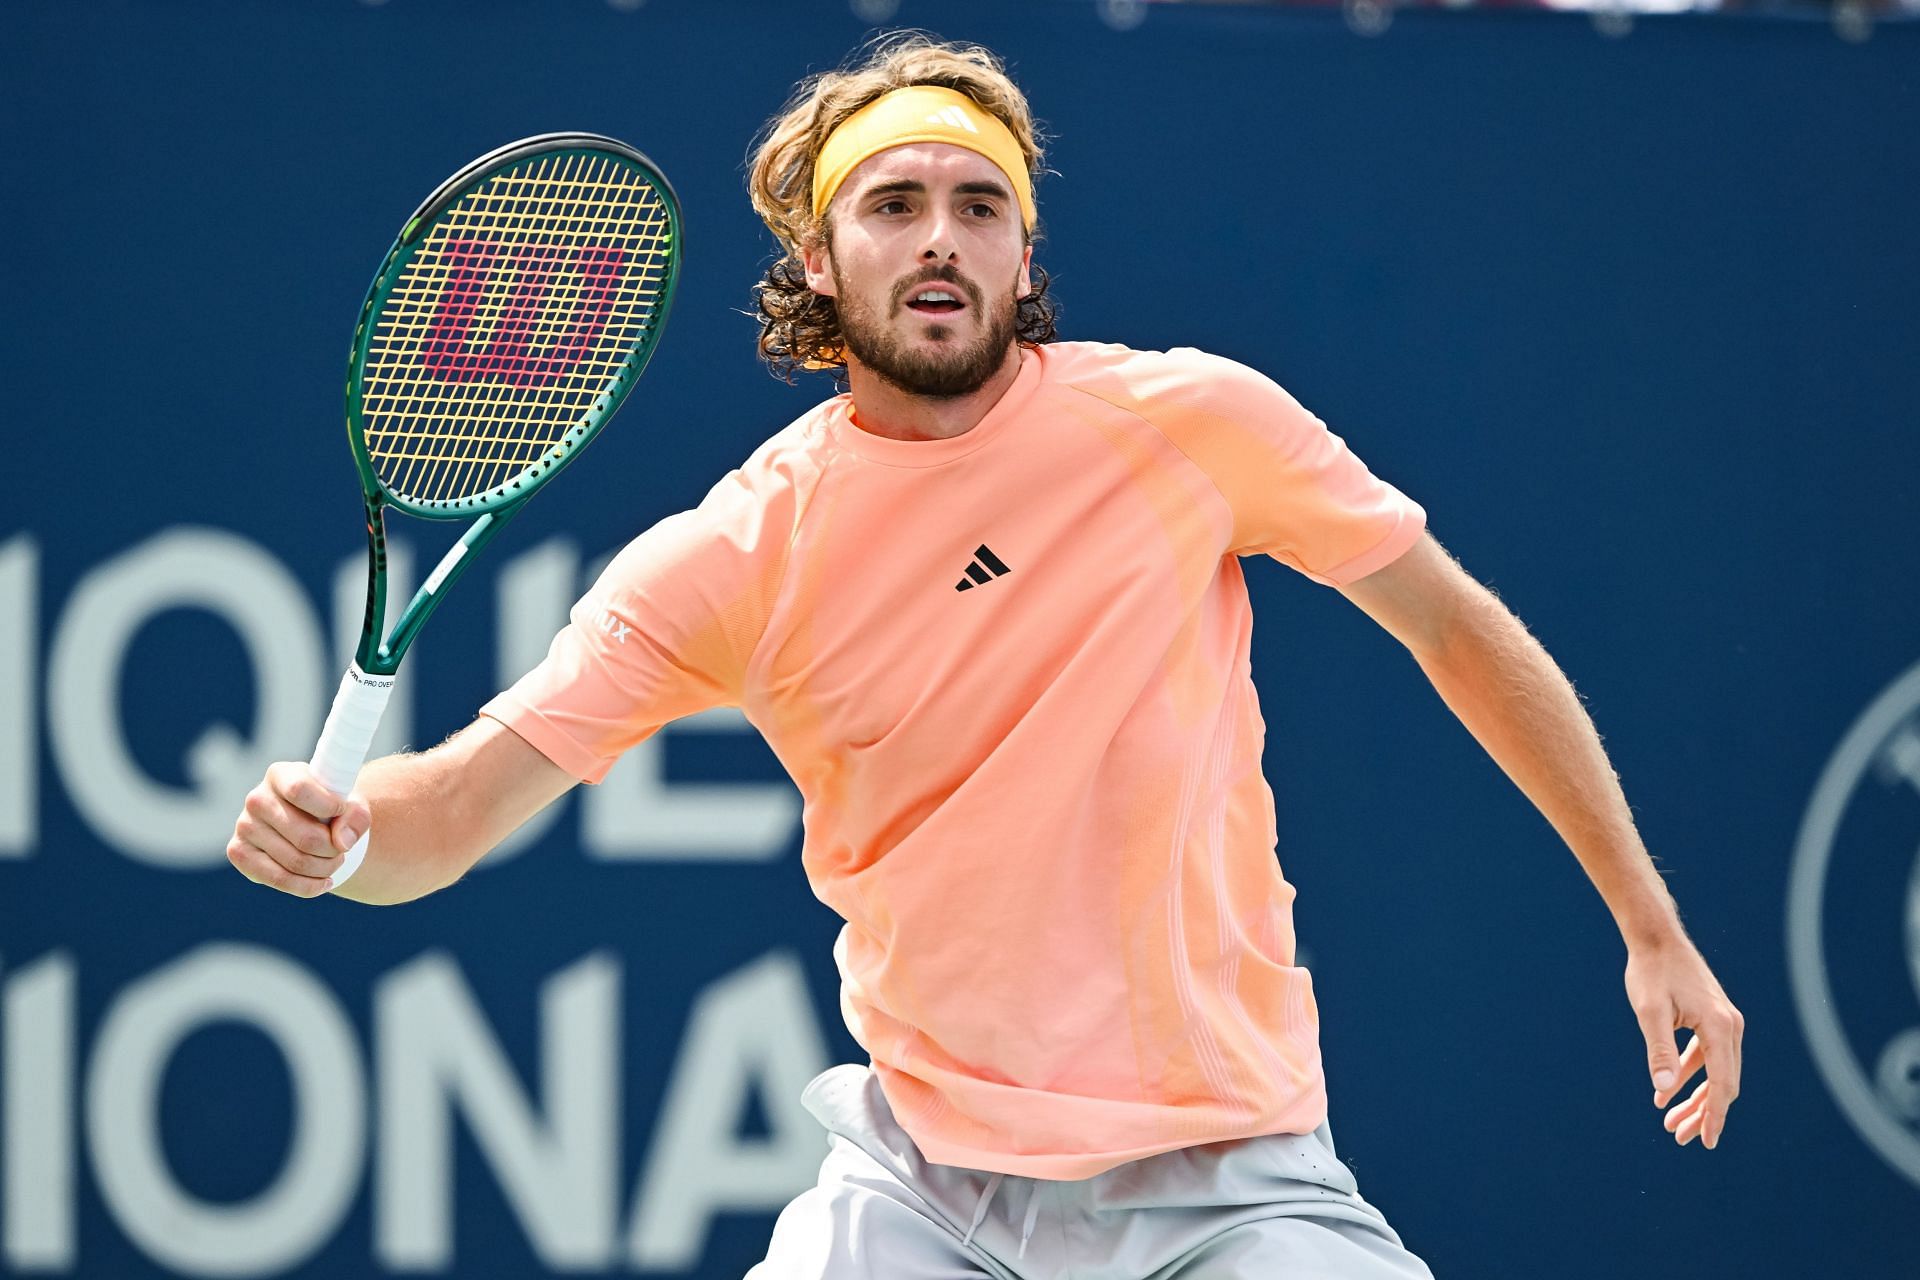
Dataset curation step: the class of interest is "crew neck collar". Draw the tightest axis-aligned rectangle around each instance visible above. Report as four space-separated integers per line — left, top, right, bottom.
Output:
831 345 1045 469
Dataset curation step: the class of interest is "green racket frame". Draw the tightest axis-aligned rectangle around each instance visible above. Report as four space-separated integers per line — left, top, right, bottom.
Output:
343 133 682 678
309 133 679 891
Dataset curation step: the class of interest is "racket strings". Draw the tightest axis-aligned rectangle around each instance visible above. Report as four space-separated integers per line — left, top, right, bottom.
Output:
358 150 673 506
368 153 668 502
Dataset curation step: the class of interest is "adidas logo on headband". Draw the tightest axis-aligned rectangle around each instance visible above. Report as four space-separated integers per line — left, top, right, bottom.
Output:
925 106 980 134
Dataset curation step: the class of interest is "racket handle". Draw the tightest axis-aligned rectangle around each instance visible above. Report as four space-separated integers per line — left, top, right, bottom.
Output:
307 663 396 890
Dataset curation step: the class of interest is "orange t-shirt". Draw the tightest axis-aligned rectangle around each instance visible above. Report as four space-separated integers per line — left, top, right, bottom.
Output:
482 342 1426 1179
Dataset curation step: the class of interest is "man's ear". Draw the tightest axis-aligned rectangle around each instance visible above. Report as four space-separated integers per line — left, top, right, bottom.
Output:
801 236 837 298
1016 243 1033 300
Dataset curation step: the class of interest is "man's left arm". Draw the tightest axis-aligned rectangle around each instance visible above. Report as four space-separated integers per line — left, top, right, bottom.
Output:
1338 532 1745 1150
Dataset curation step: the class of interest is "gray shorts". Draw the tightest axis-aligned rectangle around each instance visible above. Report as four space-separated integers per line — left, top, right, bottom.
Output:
747 1064 1435 1279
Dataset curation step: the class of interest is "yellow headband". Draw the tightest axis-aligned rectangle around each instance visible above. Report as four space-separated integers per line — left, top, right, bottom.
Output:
812 85 1036 230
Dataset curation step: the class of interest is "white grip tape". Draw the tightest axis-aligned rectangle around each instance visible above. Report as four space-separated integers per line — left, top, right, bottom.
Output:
307 663 395 890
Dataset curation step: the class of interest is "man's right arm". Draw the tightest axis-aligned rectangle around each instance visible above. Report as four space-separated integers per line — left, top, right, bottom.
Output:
227 717 577 905
230 444 801 905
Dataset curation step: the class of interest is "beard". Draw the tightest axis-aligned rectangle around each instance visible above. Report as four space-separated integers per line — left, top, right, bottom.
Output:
833 264 1020 400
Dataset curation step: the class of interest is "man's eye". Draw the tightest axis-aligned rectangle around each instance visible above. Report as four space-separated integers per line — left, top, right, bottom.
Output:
877 200 908 214
966 203 997 218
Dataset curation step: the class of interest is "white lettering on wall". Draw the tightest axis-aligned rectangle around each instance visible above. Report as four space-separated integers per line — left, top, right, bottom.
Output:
84 944 363 1276
0 946 834 1275
374 950 620 1270
0 537 36 857
46 529 325 867
3 952 75 1269
627 950 829 1269
19 527 800 868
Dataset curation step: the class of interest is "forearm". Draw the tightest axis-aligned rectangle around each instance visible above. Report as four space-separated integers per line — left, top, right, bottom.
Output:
1412 591 1683 950
1341 536 1741 1140
330 745 488 905
330 717 574 906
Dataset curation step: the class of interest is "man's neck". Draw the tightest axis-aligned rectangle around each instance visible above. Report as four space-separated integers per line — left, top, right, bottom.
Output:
845 346 1023 442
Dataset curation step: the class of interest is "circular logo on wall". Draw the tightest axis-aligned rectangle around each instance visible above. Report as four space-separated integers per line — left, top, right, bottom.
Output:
1788 658 1920 1191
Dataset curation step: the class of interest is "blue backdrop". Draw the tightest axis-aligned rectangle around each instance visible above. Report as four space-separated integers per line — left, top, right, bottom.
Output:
2 2 1915 1277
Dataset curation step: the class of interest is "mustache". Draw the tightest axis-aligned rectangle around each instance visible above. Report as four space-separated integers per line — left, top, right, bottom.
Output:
893 266 982 309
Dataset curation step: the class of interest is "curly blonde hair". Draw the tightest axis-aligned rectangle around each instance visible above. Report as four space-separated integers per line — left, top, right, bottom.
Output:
746 33 1058 382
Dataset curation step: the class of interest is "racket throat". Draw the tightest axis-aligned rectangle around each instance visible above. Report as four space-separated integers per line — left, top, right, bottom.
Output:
355 499 394 674
380 505 521 666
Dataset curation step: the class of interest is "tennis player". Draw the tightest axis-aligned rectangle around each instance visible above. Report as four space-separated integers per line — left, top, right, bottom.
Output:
229 34 1745 1278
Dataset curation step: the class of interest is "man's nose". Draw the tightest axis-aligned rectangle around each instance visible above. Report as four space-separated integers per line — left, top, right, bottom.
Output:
918 209 959 262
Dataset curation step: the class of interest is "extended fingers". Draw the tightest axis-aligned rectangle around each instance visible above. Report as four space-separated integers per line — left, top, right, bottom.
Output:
1663 1079 1709 1136
1628 945 1746 1152
1659 1005 1744 1151
1666 1081 1711 1145
1698 1006 1745 1149
1654 1034 1705 1109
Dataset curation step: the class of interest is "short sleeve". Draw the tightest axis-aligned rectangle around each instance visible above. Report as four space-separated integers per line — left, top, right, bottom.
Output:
1143 350 1426 587
480 460 797 783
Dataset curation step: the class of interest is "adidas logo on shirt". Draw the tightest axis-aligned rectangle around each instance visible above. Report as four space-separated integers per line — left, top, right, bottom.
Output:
955 544 1011 592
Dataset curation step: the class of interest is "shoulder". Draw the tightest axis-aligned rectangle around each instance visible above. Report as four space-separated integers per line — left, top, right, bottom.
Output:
1040 343 1319 453
595 402 840 593
1042 343 1351 499
1040 341 1293 416
732 399 843 494
686 397 849 531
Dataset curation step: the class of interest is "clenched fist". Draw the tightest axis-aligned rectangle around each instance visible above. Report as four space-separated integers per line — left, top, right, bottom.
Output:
227 763 371 898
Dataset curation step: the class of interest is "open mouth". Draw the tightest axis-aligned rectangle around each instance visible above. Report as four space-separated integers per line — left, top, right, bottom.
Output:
904 287 967 316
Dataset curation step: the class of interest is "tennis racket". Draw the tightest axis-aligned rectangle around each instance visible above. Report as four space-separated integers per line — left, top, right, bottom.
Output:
309 133 681 890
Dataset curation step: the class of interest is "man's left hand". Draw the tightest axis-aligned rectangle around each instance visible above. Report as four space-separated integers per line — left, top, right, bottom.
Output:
1625 936 1744 1149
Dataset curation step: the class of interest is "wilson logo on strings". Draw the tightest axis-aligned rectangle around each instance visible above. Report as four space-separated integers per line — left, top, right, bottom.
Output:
419 239 628 386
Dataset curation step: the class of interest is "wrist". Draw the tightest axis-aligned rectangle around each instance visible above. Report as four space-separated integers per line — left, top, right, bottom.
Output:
1616 892 1688 953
